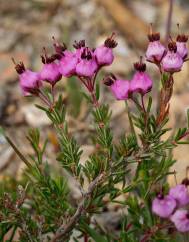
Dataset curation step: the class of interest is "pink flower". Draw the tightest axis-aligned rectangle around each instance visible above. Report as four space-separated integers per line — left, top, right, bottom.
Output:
171 210 189 232
14 61 42 96
58 50 78 77
104 74 130 100
130 59 152 95
162 42 183 73
169 184 189 207
95 33 117 66
176 34 188 60
76 47 98 77
40 50 62 86
146 32 166 62
152 194 176 218
53 38 78 77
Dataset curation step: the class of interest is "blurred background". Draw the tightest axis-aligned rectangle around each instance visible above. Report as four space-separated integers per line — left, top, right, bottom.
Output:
0 0 189 188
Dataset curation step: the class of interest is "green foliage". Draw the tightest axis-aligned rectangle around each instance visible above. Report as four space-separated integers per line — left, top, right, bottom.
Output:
1 74 189 242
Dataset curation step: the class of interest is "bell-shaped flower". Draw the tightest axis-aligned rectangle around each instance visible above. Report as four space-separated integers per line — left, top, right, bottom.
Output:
152 194 176 218
14 60 42 96
76 47 98 77
95 33 117 66
130 58 152 95
169 184 189 207
171 210 189 232
162 42 183 73
146 32 166 62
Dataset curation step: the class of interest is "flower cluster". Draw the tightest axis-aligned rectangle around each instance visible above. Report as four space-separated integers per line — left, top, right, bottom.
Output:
104 26 188 102
146 25 188 73
152 180 189 232
104 57 153 100
13 33 117 97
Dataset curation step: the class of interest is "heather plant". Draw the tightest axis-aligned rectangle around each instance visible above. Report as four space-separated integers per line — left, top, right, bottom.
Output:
1 26 189 242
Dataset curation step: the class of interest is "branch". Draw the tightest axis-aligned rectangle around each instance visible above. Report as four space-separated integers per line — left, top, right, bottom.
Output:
51 173 105 242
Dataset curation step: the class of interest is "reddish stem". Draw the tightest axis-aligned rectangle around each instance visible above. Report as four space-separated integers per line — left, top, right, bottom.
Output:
84 234 88 242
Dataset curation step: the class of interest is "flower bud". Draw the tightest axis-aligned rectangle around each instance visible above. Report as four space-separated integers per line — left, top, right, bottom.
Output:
171 210 189 232
152 194 176 218
169 184 189 207
14 60 42 96
95 33 117 66
162 42 183 73
130 58 152 95
104 74 130 100
76 47 98 77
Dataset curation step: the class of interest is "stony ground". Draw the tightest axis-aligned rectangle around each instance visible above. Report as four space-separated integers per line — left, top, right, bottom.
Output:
1 0 189 237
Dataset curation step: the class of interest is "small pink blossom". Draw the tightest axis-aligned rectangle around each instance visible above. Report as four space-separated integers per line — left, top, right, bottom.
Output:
59 50 78 77
152 194 176 218
14 61 42 96
146 32 166 62
169 184 189 207
53 38 78 77
176 34 188 60
104 74 130 100
171 210 189 232
76 47 98 77
162 42 183 73
95 33 117 66
130 59 152 95
40 51 62 86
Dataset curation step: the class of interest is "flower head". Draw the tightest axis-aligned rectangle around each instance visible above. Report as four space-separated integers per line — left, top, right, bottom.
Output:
104 74 130 100
162 41 183 73
76 47 98 77
176 34 188 60
171 210 189 232
169 184 189 207
152 194 176 218
95 33 117 66
13 60 42 96
40 48 62 86
130 58 152 95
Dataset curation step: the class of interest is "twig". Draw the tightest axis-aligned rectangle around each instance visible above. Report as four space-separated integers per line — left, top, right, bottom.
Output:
51 173 105 242
5 135 32 168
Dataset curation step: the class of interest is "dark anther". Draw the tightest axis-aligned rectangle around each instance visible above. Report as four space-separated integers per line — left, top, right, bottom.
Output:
168 42 177 53
52 36 67 55
182 178 189 186
104 33 117 48
12 58 25 74
134 56 146 72
103 73 116 86
73 40 86 49
148 32 160 42
176 34 188 43
81 48 92 60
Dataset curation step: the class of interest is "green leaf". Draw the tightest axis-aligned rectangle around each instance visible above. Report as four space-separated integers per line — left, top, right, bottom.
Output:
83 224 108 242
147 96 152 113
